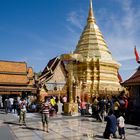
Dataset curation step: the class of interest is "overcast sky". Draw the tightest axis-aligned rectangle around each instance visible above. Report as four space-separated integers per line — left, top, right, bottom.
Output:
0 0 140 81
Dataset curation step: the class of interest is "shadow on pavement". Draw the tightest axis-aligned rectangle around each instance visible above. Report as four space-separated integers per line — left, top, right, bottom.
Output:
126 127 140 130
3 121 43 131
3 121 20 126
94 134 104 139
22 126 43 131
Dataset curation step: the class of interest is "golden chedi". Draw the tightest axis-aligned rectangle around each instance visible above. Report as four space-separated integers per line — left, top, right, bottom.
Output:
72 0 122 98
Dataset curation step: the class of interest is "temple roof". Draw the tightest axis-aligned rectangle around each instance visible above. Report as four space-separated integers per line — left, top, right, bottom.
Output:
0 60 36 91
40 57 60 77
74 0 117 63
0 60 27 74
39 56 67 84
0 74 29 85
122 66 140 86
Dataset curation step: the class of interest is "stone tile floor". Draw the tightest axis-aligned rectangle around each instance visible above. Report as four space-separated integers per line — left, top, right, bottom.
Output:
0 111 140 140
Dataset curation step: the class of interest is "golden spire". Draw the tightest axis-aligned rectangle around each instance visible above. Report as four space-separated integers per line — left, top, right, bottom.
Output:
75 0 112 60
87 0 96 23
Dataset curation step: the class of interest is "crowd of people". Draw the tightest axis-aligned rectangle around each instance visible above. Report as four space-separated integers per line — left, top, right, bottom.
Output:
90 94 129 122
1 95 66 125
0 91 132 138
76 90 130 140
3 97 28 125
40 93 129 139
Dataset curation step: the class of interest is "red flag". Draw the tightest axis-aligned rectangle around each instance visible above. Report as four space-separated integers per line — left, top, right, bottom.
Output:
134 46 139 62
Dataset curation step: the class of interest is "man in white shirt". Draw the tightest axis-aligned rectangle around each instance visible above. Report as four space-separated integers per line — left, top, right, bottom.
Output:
9 97 14 112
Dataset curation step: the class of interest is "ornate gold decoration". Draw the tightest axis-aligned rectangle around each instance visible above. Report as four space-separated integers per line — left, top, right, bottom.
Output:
72 0 122 98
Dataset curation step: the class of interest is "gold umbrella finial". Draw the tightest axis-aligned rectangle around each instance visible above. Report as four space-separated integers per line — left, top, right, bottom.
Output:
87 0 96 24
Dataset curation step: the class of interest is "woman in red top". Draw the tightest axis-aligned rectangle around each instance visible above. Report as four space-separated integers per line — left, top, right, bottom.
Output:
80 99 86 116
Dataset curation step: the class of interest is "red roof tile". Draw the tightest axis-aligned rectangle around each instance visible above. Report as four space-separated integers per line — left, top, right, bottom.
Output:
122 66 140 85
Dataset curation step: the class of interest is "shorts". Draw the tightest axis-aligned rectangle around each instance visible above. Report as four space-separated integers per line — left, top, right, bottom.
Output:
118 127 125 135
42 113 49 124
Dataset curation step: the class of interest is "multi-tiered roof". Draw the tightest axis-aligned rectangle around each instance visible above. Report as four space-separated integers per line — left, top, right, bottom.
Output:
0 60 36 94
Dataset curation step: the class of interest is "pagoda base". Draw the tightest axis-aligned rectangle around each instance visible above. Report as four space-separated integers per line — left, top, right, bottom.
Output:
64 102 78 116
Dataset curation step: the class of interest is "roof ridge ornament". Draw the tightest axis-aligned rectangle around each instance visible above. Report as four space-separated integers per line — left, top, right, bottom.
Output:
87 0 96 24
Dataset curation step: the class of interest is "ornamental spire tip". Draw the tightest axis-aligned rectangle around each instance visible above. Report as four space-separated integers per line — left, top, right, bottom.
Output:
87 0 96 24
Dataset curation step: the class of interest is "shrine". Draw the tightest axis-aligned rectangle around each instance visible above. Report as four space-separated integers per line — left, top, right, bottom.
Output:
39 0 122 115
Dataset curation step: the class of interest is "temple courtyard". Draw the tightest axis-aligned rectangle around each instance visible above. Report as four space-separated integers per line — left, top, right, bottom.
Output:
0 110 139 140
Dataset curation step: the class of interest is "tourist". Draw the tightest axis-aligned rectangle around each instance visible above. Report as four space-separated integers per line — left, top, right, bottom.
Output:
117 113 126 140
123 97 128 118
41 99 50 132
98 97 106 122
50 96 56 116
4 98 11 114
91 96 98 119
13 98 18 114
106 96 113 115
113 97 120 118
62 95 67 112
119 97 125 116
103 109 117 139
19 98 27 125
0 96 3 108
54 96 58 114
9 97 14 113
80 99 86 116
76 96 81 112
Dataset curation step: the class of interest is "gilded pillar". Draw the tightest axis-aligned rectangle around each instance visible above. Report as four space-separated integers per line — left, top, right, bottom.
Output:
67 62 74 103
